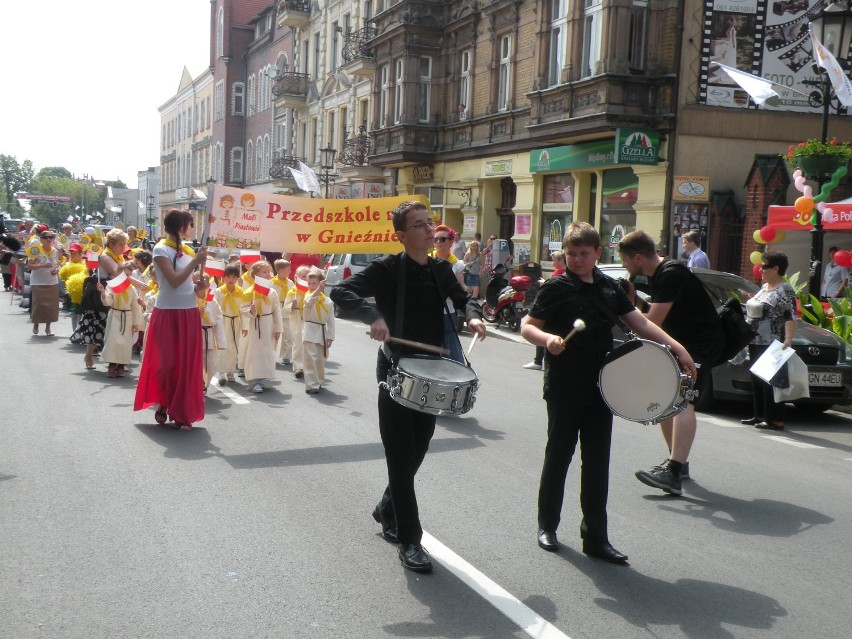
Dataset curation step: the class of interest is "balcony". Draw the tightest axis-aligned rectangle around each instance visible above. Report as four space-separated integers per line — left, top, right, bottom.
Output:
337 130 385 180
269 154 306 184
276 0 310 29
341 27 377 77
369 115 438 167
271 72 311 109
526 73 676 138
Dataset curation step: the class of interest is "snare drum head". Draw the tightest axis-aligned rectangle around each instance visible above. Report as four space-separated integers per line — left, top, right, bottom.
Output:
398 355 478 383
599 340 681 421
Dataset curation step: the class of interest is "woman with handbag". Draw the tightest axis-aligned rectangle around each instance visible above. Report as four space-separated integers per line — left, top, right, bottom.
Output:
742 251 797 431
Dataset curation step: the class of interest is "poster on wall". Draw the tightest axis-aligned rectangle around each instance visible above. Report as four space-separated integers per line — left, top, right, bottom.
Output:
672 203 710 249
700 0 840 113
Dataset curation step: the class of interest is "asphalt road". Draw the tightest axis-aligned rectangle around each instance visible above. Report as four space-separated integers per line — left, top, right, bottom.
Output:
2 293 851 639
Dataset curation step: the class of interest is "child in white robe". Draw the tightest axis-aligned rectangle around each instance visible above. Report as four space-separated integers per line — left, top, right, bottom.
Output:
99 262 143 378
301 267 335 394
284 265 310 379
195 274 227 392
272 258 294 365
240 261 283 393
215 263 245 384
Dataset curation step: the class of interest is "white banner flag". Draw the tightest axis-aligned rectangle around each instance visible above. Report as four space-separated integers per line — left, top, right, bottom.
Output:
297 161 322 196
710 62 779 105
810 25 852 107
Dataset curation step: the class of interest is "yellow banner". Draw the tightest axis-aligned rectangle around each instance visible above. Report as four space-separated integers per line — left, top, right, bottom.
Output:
203 186 429 254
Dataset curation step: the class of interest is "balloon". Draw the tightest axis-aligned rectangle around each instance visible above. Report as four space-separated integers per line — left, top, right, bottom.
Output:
759 226 777 243
795 196 814 214
774 229 786 242
814 165 849 203
752 263 764 279
750 251 764 265
803 185 813 198
792 169 803 180
834 250 852 268
822 208 836 224
753 229 766 244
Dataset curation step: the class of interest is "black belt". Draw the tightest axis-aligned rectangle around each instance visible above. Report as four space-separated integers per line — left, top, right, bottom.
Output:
223 314 240 352
254 312 273 338
202 325 212 352
306 320 328 358
109 307 130 335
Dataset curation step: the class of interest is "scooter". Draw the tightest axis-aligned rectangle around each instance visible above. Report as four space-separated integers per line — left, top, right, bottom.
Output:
482 263 530 332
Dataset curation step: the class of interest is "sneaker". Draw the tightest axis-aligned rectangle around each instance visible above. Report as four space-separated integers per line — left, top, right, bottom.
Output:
294 370 304 379
281 358 291 365
226 373 235 383
218 376 226 386
522 362 543 370
635 464 683 496
653 459 690 480
251 383 264 393
237 370 245 378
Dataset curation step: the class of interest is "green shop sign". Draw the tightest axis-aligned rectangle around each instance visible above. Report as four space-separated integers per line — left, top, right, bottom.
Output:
530 129 659 172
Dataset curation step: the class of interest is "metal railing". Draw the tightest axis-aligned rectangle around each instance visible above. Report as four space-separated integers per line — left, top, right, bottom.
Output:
269 154 306 179
342 27 377 62
271 72 311 97
339 131 373 166
277 0 310 14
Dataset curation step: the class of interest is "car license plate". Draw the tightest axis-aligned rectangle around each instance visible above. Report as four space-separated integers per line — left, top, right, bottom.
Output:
809 371 842 387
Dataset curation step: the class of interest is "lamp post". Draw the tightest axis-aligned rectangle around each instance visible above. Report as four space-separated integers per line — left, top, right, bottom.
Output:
319 146 337 199
146 195 155 239
808 3 852 297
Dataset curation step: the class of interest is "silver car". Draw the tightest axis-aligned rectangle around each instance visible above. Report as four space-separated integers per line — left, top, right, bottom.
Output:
597 264 852 414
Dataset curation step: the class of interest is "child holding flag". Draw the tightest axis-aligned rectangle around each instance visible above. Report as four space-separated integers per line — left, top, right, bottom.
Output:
284 265 311 379
301 267 335 394
99 262 143 378
195 274 227 393
272 258 294 365
237 250 260 376
215 263 245 384
240 261 283 393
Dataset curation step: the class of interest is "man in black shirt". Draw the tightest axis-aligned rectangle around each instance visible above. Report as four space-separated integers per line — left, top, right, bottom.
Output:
330 201 486 573
522 222 695 564
618 230 723 496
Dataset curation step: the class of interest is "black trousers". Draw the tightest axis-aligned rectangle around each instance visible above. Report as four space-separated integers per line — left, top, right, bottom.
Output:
749 344 786 423
376 388 436 545
538 396 613 544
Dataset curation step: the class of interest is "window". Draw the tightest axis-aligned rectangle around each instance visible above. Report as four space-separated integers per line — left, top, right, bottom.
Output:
246 141 254 183
629 1 648 71
313 33 321 78
264 135 271 180
310 118 318 163
364 0 372 24
256 137 263 181
215 142 224 182
303 38 310 74
248 75 256 114
548 0 567 87
232 147 243 182
498 35 512 111
233 82 245 115
214 80 225 121
217 7 224 58
358 98 369 131
327 111 336 149
581 0 603 78
417 57 431 122
331 21 339 71
206 97 212 128
379 65 389 127
393 59 404 124
459 49 471 118
338 106 347 150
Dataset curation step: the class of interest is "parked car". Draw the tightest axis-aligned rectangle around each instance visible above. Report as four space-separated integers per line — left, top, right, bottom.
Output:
324 253 389 288
597 264 852 413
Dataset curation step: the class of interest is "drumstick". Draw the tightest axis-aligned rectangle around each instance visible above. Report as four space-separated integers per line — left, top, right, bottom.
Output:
467 335 478 357
562 318 586 345
364 331 450 356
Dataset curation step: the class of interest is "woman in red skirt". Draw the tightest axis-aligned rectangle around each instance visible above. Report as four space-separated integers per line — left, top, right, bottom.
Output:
134 209 208 430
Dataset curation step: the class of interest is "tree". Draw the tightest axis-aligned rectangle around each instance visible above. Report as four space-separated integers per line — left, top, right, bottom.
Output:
35 166 73 180
0 155 34 214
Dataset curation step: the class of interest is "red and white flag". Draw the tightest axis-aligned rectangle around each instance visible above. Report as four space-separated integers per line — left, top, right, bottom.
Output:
294 276 309 292
253 276 272 296
85 252 100 269
240 250 261 264
205 260 225 278
107 271 132 293
206 288 215 302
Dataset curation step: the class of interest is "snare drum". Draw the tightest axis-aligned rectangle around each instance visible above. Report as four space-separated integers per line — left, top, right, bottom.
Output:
383 355 479 416
598 339 696 424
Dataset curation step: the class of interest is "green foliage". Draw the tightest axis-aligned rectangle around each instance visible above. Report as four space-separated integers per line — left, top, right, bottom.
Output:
0 155 34 214
789 271 852 343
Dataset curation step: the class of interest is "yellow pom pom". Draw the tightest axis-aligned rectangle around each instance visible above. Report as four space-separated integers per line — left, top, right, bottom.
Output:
66 271 88 305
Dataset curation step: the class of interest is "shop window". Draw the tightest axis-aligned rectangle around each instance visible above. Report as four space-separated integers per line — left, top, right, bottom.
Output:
600 167 638 264
540 174 575 262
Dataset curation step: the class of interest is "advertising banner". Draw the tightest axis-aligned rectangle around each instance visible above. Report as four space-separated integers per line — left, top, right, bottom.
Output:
204 186 429 254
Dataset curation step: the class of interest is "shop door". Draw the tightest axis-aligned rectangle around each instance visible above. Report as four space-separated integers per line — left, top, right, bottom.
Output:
496 177 517 259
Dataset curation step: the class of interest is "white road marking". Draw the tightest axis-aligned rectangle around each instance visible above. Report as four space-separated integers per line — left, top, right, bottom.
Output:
422 531 572 639
697 414 743 428
211 384 251 405
760 435 824 449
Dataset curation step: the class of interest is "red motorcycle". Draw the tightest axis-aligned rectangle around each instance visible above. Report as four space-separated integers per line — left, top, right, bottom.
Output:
482 264 530 332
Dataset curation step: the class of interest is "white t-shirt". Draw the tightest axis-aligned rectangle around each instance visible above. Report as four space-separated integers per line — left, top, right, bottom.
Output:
29 249 59 286
152 243 196 309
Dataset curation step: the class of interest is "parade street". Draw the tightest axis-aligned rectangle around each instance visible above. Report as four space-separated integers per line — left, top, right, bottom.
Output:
2 297 851 639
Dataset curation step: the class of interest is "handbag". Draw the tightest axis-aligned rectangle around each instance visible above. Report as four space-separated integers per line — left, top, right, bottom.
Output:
716 297 756 365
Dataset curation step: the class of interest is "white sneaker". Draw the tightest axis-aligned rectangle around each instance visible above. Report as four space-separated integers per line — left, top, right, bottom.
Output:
251 383 264 393
522 362 542 370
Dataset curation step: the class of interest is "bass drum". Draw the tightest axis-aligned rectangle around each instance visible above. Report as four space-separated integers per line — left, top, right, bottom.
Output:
598 339 696 424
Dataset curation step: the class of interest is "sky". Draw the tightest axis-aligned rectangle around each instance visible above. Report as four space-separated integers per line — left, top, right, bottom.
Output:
1 1 211 189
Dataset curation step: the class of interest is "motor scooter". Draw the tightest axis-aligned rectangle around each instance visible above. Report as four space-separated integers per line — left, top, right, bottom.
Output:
482 264 530 332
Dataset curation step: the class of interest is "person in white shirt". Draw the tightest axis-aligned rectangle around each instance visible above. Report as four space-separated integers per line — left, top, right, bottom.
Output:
821 246 849 300
683 230 710 269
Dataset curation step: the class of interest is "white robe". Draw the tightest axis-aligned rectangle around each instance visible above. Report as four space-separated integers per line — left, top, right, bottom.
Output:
200 298 227 386
240 290 283 381
215 286 244 373
100 287 143 365
301 292 335 391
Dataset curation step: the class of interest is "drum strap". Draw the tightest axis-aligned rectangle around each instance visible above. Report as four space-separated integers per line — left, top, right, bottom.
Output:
587 282 635 338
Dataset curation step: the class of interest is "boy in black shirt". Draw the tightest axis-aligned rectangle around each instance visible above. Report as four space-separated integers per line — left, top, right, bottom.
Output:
522 222 695 563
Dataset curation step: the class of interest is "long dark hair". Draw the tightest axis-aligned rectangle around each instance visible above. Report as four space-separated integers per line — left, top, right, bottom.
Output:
162 209 193 268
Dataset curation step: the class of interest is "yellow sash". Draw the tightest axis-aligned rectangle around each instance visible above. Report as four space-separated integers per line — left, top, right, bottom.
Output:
218 285 244 316
158 238 197 258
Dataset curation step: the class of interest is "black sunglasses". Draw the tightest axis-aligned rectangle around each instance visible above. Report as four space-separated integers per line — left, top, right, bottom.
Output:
433 237 450 243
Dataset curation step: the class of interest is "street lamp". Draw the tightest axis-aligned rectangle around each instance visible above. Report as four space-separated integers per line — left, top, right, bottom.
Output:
319 146 337 199
808 3 852 296
146 195 155 239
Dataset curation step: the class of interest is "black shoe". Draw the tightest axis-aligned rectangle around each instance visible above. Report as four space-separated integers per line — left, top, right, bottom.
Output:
537 529 559 551
582 541 629 564
372 506 399 544
741 417 762 425
398 543 432 572
755 421 784 431
652 458 690 480
635 464 683 496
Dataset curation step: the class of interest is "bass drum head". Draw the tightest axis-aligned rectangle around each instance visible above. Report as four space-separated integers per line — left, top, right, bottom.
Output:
599 340 682 422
